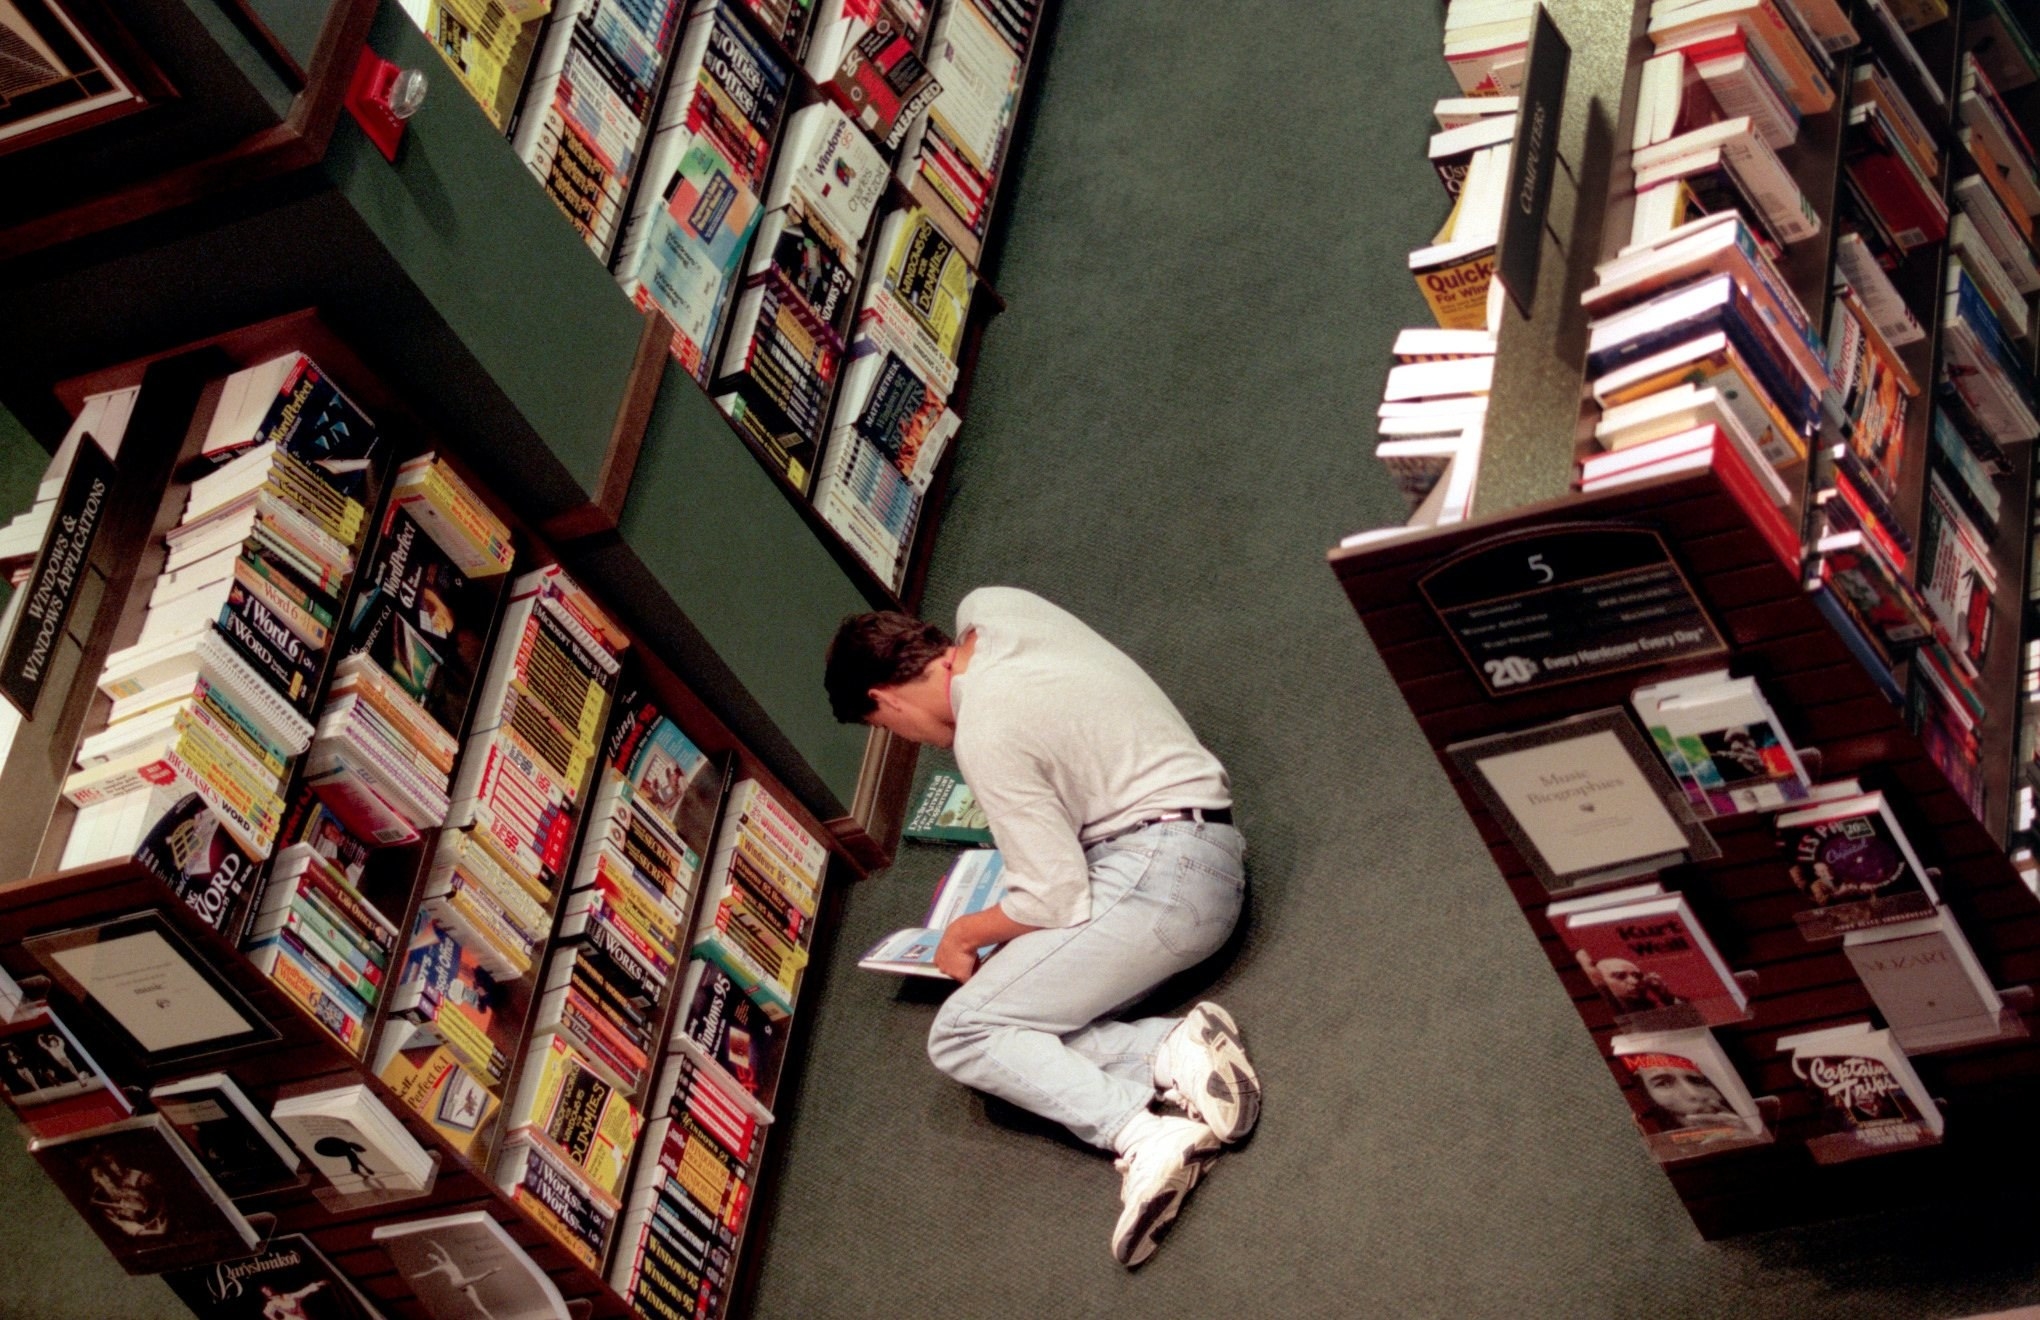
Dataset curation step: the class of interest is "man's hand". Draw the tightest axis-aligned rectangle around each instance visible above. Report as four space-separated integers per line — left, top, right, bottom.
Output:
934 924 982 982
934 904 1045 983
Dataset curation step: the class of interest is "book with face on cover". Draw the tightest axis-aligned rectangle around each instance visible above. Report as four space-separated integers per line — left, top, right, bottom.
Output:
1553 888 1748 1025
1775 791 1939 934
1610 1027 1764 1145
858 849 1008 977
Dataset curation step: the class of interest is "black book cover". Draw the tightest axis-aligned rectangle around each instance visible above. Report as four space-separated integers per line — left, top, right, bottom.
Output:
164 1233 384 1318
266 362 382 504
345 505 489 736
681 960 784 1100
149 1079 299 1198
136 793 266 944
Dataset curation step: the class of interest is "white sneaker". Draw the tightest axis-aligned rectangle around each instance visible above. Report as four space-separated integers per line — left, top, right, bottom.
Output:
1110 1112 1221 1268
1155 1002 1260 1143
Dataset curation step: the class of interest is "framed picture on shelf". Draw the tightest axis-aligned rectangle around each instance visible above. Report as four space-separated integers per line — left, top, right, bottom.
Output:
28 1113 261 1274
0 0 164 155
1448 707 1719 895
23 909 277 1073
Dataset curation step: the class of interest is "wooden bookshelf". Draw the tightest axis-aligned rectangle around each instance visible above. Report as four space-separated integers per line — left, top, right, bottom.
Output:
4 312 863 1317
1336 0 2040 1236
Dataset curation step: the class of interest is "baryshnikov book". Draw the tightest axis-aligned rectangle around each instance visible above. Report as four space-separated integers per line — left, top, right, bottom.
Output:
163 1232 386 1318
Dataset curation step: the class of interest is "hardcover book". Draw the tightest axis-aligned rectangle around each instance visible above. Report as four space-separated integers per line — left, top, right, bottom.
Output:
1610 1027 1765 1147
1777 1021 1944 1142
29 1114 260 1274
373 1210 569 1320
1775 791 1939 933
903 769 992 843
164 1233 385 1318
1842 908 2006 1051
1556 890 1748 1026
148 1072 302 1197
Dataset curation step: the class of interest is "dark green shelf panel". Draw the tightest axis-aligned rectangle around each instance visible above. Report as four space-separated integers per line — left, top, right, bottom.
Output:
320 3 645 503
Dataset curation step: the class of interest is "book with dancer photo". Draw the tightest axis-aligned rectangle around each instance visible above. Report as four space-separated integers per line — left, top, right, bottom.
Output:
373 1209 568 1320
164 1233 386 1318
859 849 1008 978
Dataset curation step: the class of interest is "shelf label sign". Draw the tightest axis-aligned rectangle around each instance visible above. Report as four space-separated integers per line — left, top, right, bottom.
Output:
1499 6 1570 318
1 438 116 718
1420 525 1724 698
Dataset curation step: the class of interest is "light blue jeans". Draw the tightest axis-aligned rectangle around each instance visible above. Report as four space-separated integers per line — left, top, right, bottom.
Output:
926 821 1247 1150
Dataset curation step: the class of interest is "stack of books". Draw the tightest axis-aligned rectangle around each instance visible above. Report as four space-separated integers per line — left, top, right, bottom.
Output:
1442 0 1537 97
690 778 825 1021
511 0 694 260
716 198 863 489
64 356 383 920
400 0 549 127
611 1051 758 1318
669 957 785 1111
497 1029 645 1269
893 0 1041 248
1411 101 1514 329
243 842 402 1053
307 454 513 849
1576 214 1814 511
809 205 973 586
271 1081 437 1198
1844 54 1946 256
1374 326 1493 530
616 3 793 382
385 914 513 1105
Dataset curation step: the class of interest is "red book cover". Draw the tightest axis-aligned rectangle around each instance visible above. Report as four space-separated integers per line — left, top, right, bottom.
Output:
1559 895 1745 1023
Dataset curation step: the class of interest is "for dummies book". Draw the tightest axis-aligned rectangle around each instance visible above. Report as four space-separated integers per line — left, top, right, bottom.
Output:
902 769 992 843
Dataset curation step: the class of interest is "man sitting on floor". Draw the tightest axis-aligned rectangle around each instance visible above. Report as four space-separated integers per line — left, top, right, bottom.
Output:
824 585 1261 1267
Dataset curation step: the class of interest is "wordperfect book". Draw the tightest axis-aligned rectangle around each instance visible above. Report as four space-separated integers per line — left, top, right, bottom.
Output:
859 849 1007 977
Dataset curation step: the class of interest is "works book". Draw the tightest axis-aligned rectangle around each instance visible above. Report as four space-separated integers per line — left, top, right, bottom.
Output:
858 849 1008 977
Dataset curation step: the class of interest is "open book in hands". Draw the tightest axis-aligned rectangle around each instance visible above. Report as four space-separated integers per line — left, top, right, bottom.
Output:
858 849 1008 978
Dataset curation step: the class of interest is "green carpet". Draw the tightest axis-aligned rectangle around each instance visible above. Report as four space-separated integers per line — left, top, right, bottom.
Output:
743 3 2040 1319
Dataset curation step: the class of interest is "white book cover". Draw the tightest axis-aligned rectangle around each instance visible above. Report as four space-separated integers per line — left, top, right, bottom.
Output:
1844 908 2002 1048
373 1210 568 1320
271 1084 431 1195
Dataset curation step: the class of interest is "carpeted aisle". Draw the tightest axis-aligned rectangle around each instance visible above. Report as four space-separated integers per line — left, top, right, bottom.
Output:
744 3 2040 1319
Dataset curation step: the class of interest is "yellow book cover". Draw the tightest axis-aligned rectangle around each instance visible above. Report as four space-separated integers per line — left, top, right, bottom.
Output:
381 1044 501 1155
1412 244 1497 331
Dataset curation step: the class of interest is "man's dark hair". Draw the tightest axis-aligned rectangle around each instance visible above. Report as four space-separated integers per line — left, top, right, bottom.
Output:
825 611 953 723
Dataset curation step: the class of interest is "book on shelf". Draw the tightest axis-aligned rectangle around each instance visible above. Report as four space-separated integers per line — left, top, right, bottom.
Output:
1609 1026 1766 1146
147 1072 303 1198
1635 114 1820 249
824 13 943 149
1550 883 1750 1026
1629 669 1812 816
1591 331 1811 472
201 354 381 497
859 847 1009 977
270 1082 435 1198
1647 0 1836 118
1434 93 1519 130
1928 405 2003 534
1441 0 1535 96
1844 102 1950 253
628 133 767 383
1960 53 2040 219
378 1042 502 1158
1430 111 1518 197
163 1232 385 1319
1843 906 2005 1050
691 778 824 1018
1776 1021 1945 1141
29 1114 261 1274
503 1029 645 1199
1940 258 2040 445
0 1007 131 1137
1776 790 1940 916
499 1134 621 1271
1952 174 2040 297
388 917 510 1086
1915 472 1998 678
612 1055 757 1313
373 1210 570 1320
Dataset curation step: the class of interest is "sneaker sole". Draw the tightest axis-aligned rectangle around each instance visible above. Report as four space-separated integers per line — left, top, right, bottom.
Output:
1112 1146 1218 1268
1188 1004 1261 1144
